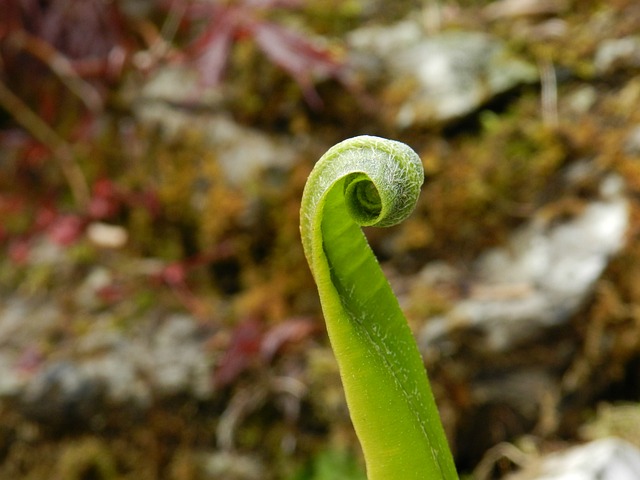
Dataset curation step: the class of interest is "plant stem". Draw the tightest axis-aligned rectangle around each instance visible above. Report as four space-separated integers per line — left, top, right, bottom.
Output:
300 136 458 479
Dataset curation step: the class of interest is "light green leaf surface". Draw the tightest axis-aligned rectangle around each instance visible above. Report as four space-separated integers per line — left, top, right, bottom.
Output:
300 136 458 480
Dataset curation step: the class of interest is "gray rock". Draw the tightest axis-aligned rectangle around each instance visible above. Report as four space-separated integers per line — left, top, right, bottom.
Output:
506 438 640 480
595 36 640 75
0 294 214 420
482 0 569 20
348 18 423 61
134 65 223 108
21 361 107 424
133 66 298 186
349 22 538 127
566 85 598 115
0 297 61 397
623 125 640 156
199 451 264 480
420 171 628 352
145 314 213 398
392 32 537 127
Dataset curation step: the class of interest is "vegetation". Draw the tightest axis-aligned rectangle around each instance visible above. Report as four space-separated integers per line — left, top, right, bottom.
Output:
2 0 640 478
300 136 458 478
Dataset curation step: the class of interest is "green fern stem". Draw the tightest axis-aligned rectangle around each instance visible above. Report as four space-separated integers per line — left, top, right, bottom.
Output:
300 135 458 479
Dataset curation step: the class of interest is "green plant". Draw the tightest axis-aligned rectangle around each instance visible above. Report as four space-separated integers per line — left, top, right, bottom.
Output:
291 448 367 480
300 136 458 479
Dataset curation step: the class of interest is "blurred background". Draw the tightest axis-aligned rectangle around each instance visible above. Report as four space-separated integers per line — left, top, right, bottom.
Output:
1 0 640 478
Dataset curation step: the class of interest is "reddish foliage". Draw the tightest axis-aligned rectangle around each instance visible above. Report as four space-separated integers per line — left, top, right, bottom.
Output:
215 317 264 388
180 0 348 108
8 238 31 265
95 282 127 305
0 193 27 219
1 0 351 224
215 316 318 388
20 141 50 169
0 0 353 319
260 317 317 361
88 178 121 220
47 214 85 246
160 262 188 287
34 203 58 230
1 0 132 82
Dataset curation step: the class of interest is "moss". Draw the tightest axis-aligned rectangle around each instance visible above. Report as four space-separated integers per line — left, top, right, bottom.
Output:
581 403 640 448
196 160 246 253
56 438 119 480
409 98 568 259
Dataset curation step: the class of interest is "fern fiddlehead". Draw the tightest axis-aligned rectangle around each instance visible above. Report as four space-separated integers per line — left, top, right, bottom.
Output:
300 136 457 479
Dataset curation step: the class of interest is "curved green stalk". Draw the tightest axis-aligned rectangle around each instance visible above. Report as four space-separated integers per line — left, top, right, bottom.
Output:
300 136 457 479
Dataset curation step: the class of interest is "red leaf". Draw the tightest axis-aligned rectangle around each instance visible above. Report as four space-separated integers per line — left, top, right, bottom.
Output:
161 262 187 287
88 178 120 219
87 196 116 220
260 317 316 361
189 8 240 86
214 317 263 388
96 283 126 304
93 177 116 198
9 239 31 265
47 214 85 246
34 203 58 230
181 0 347 107
249 21 344 107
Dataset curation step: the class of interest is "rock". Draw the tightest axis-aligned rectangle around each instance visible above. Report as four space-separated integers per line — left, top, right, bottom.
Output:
348 22 538 127
145 314 213 398
0 295 214 421
347 18 423 61
0 297 60 397
134 65 223 108
595 36 640 75
75 267 114 309
623 125 640 156
505 438 640 480
199 451 264 480
21 361 108 425
566 85 598 115
133 66 298 186
483 0 569 20
0 351 24 397
420 170 628 353
86 222 128 249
